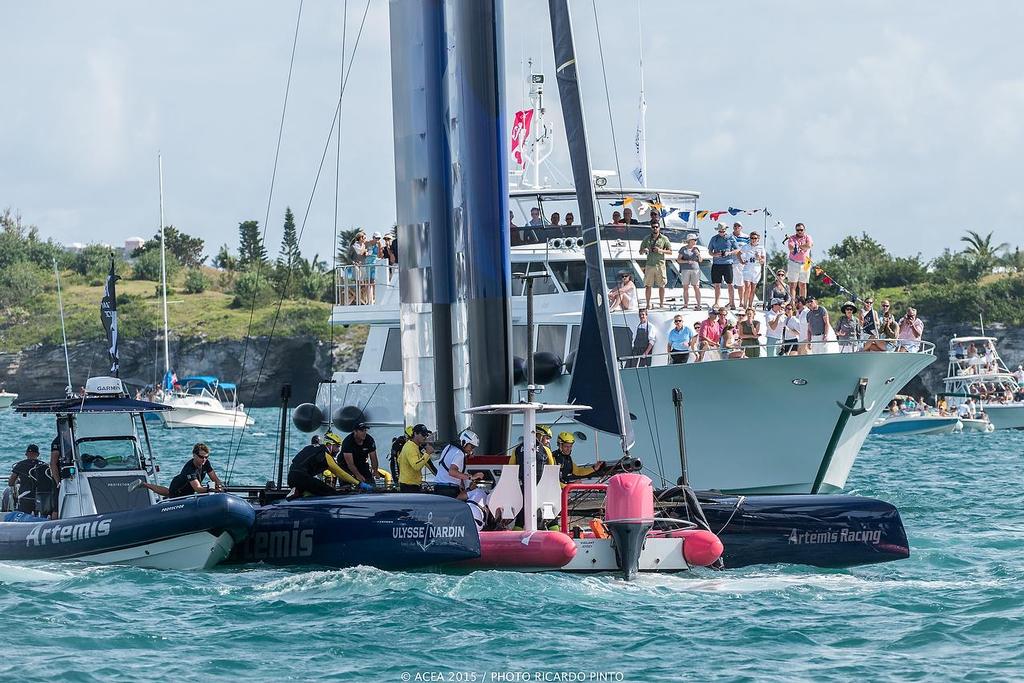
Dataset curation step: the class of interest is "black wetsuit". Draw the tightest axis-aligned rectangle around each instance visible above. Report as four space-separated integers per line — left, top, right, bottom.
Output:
167 459 213 498
11 458 53 514
340 433 376 482
287 445 337 497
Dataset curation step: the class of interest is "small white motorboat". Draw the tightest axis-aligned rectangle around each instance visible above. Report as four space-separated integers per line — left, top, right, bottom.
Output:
870 411 962 436
158 376 254 430
959 417 995 433
0 390 18 409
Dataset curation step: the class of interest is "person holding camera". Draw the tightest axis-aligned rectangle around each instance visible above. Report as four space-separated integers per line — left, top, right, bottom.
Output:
898 307 924 352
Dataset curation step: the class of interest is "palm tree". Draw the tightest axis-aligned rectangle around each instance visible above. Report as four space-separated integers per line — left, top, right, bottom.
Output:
960 229 1008 273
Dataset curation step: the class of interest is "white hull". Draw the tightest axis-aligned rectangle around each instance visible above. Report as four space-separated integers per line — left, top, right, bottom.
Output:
983 404 1024 431
159 406 254 429
321 350 933 494
0 393 17 409
960 418 994 433
870 414 962 436
76 530 236 570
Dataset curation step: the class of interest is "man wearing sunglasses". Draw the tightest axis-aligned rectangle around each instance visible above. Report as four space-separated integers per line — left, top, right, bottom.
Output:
132 442 224 498
784 223 813 301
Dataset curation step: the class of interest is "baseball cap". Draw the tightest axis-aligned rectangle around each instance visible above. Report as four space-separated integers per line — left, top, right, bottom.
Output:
412 424 432 436
372 231 382 239
354 421 368 431
686 233 698 241
26 444 39 454
716 222 727 231
806 295 817 302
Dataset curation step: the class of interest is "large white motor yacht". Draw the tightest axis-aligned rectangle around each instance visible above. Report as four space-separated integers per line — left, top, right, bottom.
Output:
318 187 935 494
943 336 1024 430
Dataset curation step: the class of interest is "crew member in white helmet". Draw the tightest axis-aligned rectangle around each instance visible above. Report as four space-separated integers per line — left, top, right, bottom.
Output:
432 429 484 500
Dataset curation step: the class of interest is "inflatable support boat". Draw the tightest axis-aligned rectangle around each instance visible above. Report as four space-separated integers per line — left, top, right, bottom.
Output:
1 493 254 569
228 493 480 569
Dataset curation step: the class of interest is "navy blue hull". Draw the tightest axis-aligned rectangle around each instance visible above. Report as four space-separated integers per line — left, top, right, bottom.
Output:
691 494 911 569
228 493 481 569
0 493 254 562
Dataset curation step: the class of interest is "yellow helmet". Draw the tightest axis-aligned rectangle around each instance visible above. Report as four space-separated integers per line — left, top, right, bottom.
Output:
536 424 553 438
557 431 575 444
323 431 343 446
404 425 414 438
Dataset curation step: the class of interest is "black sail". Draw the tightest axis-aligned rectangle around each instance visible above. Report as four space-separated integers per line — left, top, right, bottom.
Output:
548 0 633 453
100 256 120 376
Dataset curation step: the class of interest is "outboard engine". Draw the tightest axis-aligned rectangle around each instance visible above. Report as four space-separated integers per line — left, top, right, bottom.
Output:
605 473 654 580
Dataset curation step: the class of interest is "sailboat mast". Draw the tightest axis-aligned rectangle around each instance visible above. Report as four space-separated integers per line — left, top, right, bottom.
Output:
634 0 648 188
158 153 170 376
53 258 73 394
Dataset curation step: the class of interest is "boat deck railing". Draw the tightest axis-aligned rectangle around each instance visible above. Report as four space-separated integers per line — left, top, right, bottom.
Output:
616 338 935 368
335 264 399 306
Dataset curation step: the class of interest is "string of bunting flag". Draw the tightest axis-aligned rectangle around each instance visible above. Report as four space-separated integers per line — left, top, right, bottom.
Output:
607 195 774 223
812 266 860 303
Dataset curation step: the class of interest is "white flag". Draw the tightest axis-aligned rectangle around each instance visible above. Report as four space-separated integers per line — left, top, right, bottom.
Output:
631 91 647 186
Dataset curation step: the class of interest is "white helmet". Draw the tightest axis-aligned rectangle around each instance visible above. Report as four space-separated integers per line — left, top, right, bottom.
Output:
459 429 480 448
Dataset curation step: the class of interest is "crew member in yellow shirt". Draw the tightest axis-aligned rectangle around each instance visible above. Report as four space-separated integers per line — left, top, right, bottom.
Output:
398 424 434 492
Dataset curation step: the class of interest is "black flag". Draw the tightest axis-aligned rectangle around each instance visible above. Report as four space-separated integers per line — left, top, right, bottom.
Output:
100 256 120 376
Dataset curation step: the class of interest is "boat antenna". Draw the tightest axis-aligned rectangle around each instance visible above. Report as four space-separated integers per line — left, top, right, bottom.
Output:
158 152 170 381
53 258 73 396
633 0 647 188
979 312 985 336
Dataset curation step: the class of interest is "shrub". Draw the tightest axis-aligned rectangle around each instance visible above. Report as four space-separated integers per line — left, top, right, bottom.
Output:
184 268 209 294
231 270 274 308
131 247 180 281
0 261 49 310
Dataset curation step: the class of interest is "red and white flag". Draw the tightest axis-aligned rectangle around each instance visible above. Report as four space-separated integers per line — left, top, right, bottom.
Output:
510 109 534 167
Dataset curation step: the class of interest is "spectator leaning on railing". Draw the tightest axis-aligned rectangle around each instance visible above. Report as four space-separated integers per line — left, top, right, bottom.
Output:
898 307 924 352
804 295 833 354
835 301 863 353
878 301 899 351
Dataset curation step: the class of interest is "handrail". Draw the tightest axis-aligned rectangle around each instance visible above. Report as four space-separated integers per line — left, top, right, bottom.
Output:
560 482 607 533
617 338 936 368
334 263 399 306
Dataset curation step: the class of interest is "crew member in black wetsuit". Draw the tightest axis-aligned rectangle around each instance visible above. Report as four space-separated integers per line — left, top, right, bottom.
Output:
340 422 379 487
9 444 56 515
133 443 224 498
287 432 367 497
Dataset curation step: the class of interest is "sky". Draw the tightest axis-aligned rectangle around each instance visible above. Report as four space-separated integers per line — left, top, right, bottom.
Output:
2 1 1022 262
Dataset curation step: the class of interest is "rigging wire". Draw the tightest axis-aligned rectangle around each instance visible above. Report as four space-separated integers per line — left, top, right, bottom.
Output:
329 0 350 434
589 0 665 479
225 0 372 479
229 0 304 462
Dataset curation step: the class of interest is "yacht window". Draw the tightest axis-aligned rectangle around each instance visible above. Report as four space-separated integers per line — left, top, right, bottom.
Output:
77 438 143 472
605 260 638 290
513 325 528 360
565 324 632 362
549 261 587 292
613 326 633 360
381 327 402 372
517 262 558 295
537 325 567 357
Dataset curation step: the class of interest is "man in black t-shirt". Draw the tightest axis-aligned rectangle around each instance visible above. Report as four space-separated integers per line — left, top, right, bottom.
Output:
340 422 378 486
9 444 55 515
133 443 223 498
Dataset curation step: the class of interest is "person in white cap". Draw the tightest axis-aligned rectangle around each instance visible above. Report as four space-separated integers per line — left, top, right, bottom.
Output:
676 234 703 310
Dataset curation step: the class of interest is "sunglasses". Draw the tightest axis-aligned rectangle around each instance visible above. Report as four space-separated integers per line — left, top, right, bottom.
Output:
196 454 209 460
882 304 890 307
674 318 683 322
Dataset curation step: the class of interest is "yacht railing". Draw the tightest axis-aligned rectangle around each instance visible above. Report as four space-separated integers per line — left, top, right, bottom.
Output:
335 263 399 306
616 338 935 368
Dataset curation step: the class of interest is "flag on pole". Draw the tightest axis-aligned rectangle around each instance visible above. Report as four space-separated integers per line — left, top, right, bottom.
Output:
510 109 534 167
631 91 647 186
100 256 120 376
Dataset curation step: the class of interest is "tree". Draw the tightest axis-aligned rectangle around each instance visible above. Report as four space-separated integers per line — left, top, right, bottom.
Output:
131 244 180 281
213 244 238 271
335 227 363 265
275 207 302 297
238 220 268 269
134 225 205 267
960 229 1008 274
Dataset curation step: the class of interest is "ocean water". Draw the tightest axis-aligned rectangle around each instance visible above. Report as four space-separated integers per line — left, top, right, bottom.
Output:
1 407 1022 682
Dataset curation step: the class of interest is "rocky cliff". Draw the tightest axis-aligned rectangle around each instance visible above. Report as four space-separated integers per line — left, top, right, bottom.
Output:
902 321 1024 398
0 335 362 406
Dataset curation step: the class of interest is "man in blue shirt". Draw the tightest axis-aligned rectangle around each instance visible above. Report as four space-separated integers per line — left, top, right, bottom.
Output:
666 315 695 364
707 222 740 311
